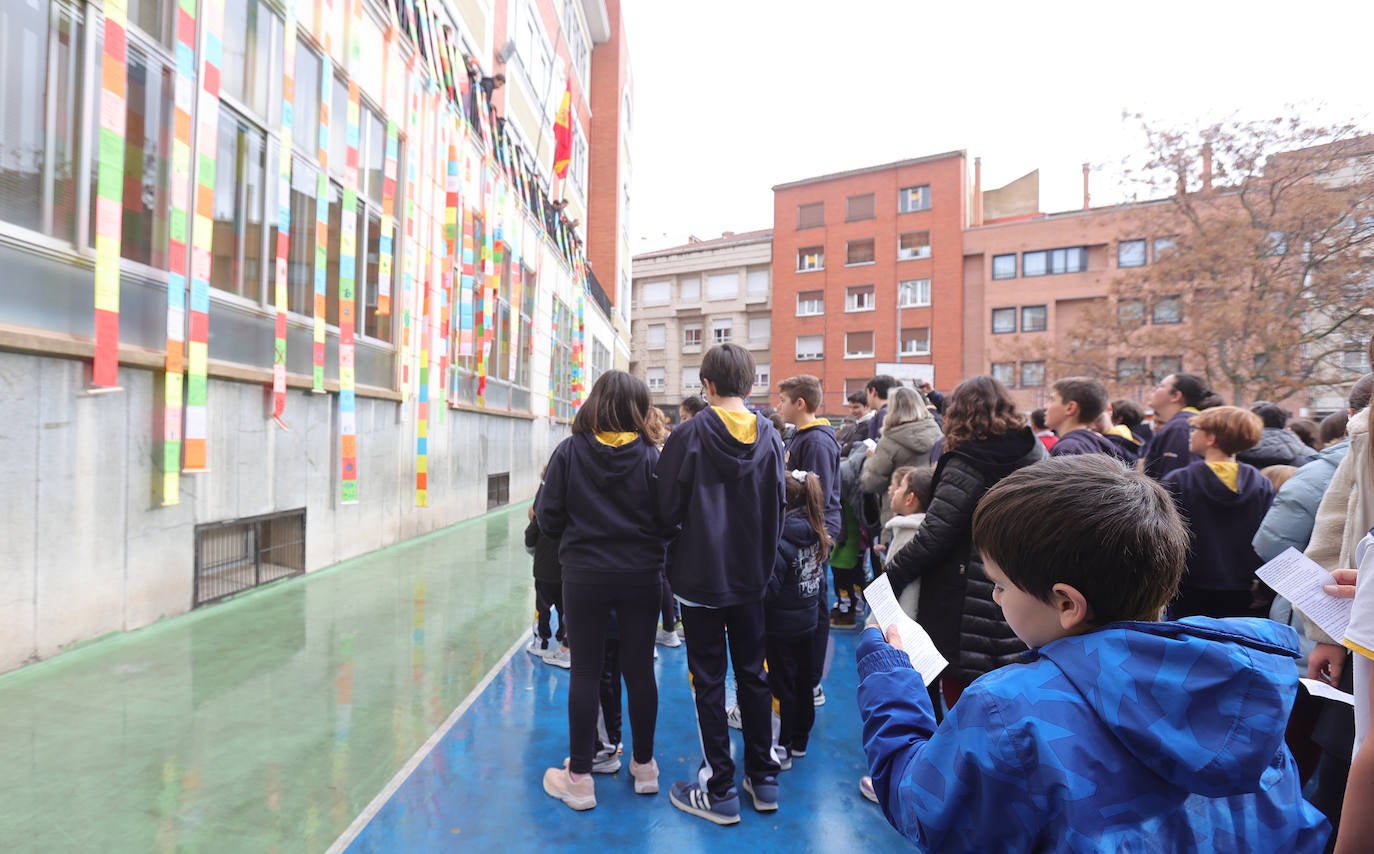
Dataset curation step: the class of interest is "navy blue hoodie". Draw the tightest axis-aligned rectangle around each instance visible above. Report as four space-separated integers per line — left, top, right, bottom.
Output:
1162 460 1275 591
766 510 823 639
1049 428 1137 465
785 422 842 539
653 408 785 607
534 433 667 586
1143 410 1199 480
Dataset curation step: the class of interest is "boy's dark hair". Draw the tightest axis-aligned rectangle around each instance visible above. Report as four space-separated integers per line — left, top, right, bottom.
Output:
1190 405 1263 455
1250 402 1289 430
1052 377 1109 423
846 390 868 406
699 343 755 398
866 374 899 401
943 375 1024 454
1111 398 1145 428
779 374 823 412
1030 408 1049 430
1169 372 1210 408
903 466 934 511
1350 373 1374 413
973 454 1187 623
680 395 709 417
1320 410 1349 445
572 370 650 437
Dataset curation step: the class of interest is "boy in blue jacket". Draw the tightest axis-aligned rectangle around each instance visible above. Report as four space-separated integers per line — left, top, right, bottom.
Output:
654 344 786 824
857 454 1329 852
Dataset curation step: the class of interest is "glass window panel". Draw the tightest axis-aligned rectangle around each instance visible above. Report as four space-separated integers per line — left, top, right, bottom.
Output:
330 76 347 174
1118 238 1147 268
1021 361 1045 387
287 158 317 315
992 254 1016 280
992 307 1016 333
1021 305 1047 332
678 276 699 301
294 46 321 156
126 0 172 46
0 0 49 234
363 208 392 341
221 0 277 118
105 44 172 267
365 107 385 206
1022 250 1047 277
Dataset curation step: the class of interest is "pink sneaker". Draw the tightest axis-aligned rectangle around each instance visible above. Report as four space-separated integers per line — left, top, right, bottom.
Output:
543 762 596 810
630 758 659 794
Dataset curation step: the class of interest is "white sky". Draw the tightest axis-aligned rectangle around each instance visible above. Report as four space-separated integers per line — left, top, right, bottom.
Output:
620 0 1374 253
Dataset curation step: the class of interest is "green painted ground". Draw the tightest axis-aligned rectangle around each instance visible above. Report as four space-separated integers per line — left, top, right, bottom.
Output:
0 504 534 854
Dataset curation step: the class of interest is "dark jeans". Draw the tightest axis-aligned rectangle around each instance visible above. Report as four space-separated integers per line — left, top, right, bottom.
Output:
659 573 678 630
563 580 659 773
681 601 780 796
599 636 622 748
766 633 816 753
534 580 566 644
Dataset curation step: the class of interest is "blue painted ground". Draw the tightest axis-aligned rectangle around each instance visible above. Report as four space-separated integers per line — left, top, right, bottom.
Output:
346 626 911 852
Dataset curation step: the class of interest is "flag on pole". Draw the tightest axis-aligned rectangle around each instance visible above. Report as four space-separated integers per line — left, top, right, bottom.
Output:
552 77 572 179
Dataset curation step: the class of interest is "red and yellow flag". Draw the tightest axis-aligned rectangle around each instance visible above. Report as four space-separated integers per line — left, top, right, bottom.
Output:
553 78 572 179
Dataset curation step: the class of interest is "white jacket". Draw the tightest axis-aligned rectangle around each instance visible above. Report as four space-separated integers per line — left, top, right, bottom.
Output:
885 512 926 619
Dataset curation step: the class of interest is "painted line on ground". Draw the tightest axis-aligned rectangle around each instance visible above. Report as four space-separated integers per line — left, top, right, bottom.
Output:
325 630 530 854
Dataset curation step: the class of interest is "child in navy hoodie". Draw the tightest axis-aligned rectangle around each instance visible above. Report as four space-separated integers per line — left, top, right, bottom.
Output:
1162 405 1276 618
654 343 786 825
536 370 667 811
765 470 833 767
1045 377 1135 464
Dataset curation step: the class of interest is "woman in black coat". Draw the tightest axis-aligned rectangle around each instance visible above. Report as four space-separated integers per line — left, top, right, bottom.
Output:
882 375 1047 710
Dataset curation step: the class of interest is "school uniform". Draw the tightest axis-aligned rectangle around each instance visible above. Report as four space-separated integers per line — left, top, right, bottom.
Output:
786 420 842 681
1143 409 1199 480
1050 427 1137 466
654 406 786 797
765 510 823 756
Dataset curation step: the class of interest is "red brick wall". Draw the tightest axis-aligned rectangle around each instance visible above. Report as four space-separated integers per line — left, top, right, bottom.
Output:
587 0 628 305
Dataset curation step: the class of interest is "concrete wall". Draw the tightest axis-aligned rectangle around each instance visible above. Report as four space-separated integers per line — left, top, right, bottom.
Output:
0 350 566 674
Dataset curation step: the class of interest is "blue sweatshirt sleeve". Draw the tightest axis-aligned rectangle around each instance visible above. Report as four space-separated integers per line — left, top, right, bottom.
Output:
856 628 1036 851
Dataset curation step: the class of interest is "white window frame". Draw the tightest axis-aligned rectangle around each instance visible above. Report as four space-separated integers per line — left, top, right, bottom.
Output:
707 272 738 301
796 291 823 316
746 268 769 296
711 318 732 344
898 231 931 261
748 316 770 342
796 334 824 361
845 238 876 266
898 184 931 213
679 275 700 301
646 367 666 391
846 285 875 313
682 323 702 348
900 328 931 356
682 368 701 390
640 279 671 306
754 364 770 389
646 323 666 349
898 278 931 308
844 331 875 359
797 246 824 272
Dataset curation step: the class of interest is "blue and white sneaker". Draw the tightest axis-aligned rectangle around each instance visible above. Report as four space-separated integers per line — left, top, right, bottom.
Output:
669 781 741 825
741 776 779 812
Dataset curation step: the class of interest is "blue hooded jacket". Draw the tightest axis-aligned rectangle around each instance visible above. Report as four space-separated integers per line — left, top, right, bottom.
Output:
857 617 1328 852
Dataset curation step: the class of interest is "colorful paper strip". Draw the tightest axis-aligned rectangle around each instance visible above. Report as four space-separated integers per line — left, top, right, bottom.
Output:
272 0 297 425
338 79 361 504
312 55 332 393
93 0 129 389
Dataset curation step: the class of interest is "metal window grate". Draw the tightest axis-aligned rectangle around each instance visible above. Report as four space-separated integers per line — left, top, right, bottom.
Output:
487 473 510 509
193 508 306 607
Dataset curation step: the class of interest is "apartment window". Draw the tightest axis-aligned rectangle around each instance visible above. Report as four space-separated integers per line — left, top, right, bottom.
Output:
845 377 870 398
1118 298 1146 326
1116 357 1147 384
564 0 590 86
991 254 1017 280
682 324 702 348
898 184 931 213
1342 349 1371 371
679 276 700 301
748 317 770 342
681 368 701 390
1151 356 1182 381
1153 236 1176 260
646 367 665 391
1118 238 1147 268
797 202 824 229
846 285 875 312
846 238 875 265
513 264 535 390
1023 246 1087 276
900 327 931 356
796 290 824 316
1020 361 1045 388
898 278 931 307
746 268 769 296
845 331 875 358
797 246 824 271
646 323 666 349
0 0 83 241
754 364 770 389
898 231 931 261
518 0 554 108
991 307 1017 334
641 280 671 305
1152 295 1183 324
991 362 1016 386
796 334 824 361
846 193 875 221
590 339 610 387
552 298 575 418
1021 305 1048 333
712 318 732 344
707 272 738 300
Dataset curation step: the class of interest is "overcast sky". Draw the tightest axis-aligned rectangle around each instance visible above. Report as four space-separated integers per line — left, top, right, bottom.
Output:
620 0 1374 253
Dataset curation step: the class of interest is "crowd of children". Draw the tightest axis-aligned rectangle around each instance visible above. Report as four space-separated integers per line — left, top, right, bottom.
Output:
524 341 1374 850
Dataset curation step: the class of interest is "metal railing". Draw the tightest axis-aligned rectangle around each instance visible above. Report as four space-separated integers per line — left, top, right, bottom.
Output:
193 509 307 607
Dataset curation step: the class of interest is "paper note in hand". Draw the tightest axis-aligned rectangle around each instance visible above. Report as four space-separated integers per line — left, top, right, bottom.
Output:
1255 548 1353 643
1300 677 1356 706
865 573 948 687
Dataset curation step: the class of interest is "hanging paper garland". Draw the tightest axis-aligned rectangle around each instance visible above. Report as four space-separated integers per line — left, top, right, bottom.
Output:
338 79 361 505
271 0 297 427
93 0 128 389
312 53 331 393
443 138 459 401
377 121 398 317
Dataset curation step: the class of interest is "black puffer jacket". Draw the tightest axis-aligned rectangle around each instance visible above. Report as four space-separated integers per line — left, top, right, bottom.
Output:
1237 428 1314 469
882 426 1047 684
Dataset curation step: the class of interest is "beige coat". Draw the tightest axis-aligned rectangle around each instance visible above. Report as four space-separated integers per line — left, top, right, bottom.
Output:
1301 406 1370 643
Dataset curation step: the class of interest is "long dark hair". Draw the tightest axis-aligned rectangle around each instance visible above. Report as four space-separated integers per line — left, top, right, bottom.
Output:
942 375 1024 453
571 370 651 438
786 472 833 562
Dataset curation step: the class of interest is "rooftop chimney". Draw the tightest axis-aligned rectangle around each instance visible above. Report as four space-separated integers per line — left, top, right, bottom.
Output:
973 157 983 227
1082 163 1091 210
1201 143 1214 191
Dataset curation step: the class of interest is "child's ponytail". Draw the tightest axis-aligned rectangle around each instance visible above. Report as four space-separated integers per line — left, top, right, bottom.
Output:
787 470 833 562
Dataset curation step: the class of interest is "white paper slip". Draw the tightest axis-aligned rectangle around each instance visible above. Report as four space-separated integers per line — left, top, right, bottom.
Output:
864 573 948 687
1255 548 1353 642
1300 678 1356 706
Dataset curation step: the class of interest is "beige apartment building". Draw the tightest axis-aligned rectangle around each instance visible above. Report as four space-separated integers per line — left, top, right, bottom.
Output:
630 231 773 417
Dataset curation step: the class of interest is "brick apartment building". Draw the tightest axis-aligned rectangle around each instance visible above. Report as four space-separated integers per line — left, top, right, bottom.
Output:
770 153 969 414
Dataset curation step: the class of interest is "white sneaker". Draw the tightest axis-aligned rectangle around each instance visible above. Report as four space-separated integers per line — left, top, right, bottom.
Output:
813 685 826 707
526 637 550 657
726 704 742 730
590 746 622 774
544 645 571 669
655 627 682 647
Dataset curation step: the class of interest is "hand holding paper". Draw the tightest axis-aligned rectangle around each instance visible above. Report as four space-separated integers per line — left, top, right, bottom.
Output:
1255 548 1354 642
865 573 948 687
